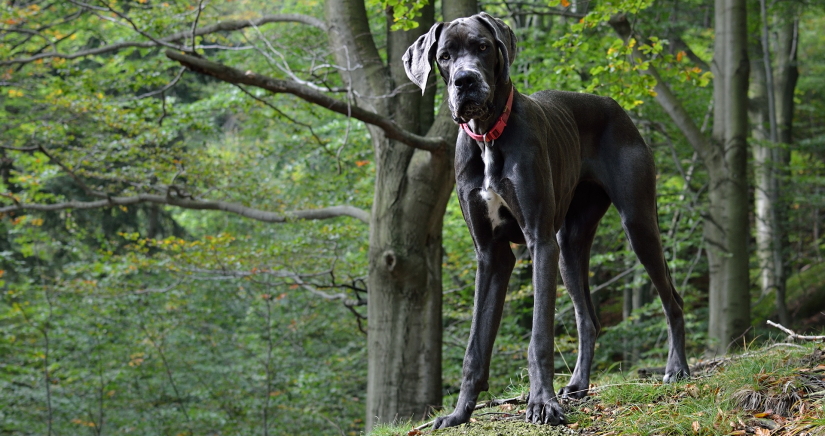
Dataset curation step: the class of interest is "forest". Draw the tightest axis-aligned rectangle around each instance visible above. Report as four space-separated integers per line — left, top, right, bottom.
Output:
1 0 824 435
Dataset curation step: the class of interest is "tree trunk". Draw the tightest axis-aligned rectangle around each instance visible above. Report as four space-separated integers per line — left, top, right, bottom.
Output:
706 0 751 355
770 15 799 323
748 7 795 327
324 0 476 429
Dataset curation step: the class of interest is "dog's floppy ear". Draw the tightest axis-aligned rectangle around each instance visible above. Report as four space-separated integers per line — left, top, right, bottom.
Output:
475 13 517 82
402 22 444 94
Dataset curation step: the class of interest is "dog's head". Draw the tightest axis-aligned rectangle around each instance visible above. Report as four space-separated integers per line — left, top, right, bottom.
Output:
402 13 516 124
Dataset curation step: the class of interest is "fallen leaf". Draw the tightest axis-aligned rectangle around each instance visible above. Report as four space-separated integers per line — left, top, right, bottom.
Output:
568 422 580 430
692 420 700 433
407 429 422 436
754 428 770 436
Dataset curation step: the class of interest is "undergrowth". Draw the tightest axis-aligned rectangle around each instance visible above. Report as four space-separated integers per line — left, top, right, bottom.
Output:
369 342 825 436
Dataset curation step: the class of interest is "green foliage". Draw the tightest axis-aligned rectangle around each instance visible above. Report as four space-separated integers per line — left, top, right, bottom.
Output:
370 0 430 30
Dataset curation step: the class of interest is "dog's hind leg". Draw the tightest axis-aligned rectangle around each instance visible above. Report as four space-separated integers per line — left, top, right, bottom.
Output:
556 182 612 399
607 147 691 383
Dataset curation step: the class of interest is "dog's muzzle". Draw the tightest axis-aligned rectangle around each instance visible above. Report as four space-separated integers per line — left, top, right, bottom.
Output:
449 69 492 123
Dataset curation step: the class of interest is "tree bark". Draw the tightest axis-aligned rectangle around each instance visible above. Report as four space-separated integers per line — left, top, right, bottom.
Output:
323 0 475 429
748 9 795 326
706 0 751 355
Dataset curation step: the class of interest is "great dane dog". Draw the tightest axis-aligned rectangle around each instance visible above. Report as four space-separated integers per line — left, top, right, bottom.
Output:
403 12 690 429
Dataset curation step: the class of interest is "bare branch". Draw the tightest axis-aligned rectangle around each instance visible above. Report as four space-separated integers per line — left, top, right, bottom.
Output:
0 144 39 152
767 320 825 341
94 0 196 53
1 14 327 66
0 194 370 224
165 50 449 152
190 0 206 53
134 67 186 100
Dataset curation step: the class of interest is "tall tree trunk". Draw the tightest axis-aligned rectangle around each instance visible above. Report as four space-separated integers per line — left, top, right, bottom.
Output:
706 0 751 355
749 37 786 324
770 15 799 323
325 0 476 429
748 4 799 328
748 5 796 327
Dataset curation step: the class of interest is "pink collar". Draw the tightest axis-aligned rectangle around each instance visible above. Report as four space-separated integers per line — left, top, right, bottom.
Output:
459 86 514 143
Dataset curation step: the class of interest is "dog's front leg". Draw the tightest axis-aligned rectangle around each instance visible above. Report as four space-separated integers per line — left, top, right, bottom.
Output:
526 238 566 425
433 238 515 430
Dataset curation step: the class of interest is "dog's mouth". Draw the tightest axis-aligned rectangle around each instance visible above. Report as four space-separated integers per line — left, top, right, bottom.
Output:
452 98 494 124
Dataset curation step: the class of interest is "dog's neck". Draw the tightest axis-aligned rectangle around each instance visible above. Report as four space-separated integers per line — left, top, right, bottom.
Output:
463 80 514 141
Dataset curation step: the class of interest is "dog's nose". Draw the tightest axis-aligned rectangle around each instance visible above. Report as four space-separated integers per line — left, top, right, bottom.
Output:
453 70 478 90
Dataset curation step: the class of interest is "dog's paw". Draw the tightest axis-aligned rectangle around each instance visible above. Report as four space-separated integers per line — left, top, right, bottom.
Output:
663 367 690 383
558 383 589 400
433 411 471 430
525 391 566 425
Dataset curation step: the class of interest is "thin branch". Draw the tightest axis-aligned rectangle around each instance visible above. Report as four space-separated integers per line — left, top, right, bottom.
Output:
232 84 330 151
767 320 825 341
556 266 637 317
36 144 97 197
134 67 186 99
138 321 194 435
591 266 637 295
94 0 196 53
0 195 370 224
1 14 327 66
190 0 206 54
0 144 39 152
165 50 448 152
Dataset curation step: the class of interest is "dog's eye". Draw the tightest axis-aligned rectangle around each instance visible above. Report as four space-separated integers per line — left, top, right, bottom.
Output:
439 53 450 60
479 44 487 51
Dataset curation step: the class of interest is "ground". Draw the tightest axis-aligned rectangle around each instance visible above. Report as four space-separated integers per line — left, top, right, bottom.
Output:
370 343 825 436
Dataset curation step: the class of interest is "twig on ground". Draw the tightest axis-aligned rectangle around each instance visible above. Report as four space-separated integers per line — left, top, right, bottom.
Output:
767 320 825 342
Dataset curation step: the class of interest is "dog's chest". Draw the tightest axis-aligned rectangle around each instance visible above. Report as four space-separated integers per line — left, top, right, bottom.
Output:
479 144 512 228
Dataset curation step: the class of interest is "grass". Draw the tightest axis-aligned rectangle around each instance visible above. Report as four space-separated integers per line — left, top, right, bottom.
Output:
368 342 825 435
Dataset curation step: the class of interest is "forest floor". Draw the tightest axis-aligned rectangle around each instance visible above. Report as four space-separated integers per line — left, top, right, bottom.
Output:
370 342 825 436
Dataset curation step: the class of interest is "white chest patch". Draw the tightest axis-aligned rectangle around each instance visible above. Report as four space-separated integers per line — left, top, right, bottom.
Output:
479 145 512 228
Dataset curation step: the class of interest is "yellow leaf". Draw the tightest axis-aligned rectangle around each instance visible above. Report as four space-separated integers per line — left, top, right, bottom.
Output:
8 89 23 98
692 420 700 433
561 0 571 7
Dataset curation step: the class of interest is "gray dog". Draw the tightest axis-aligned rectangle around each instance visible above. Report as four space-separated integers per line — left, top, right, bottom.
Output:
403 13 690 429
